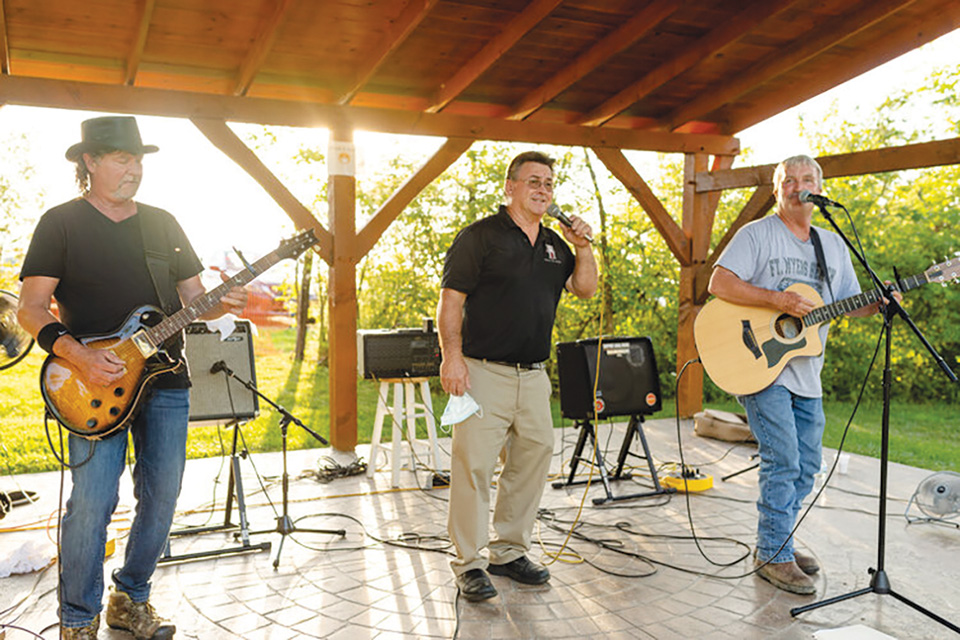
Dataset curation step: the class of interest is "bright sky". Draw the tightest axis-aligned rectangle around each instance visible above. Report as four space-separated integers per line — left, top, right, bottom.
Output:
1 28 958 270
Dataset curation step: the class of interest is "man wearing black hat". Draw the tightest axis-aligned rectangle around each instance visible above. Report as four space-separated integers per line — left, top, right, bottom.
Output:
18 116 247 640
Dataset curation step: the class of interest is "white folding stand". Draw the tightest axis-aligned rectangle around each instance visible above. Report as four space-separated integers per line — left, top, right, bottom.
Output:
367 377 442 487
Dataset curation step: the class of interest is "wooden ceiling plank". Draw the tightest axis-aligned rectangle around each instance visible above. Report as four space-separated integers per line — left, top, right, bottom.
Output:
661 0 919 131
697 137 960 192
508 0 677 121
0 75 740 155
0 0 10 75
234 0 296 96
591 146 691 264
426 0 561 114
338 0 440 106
124 0 155 86
577 0 798 127
190 116 333 263
356 137 473 257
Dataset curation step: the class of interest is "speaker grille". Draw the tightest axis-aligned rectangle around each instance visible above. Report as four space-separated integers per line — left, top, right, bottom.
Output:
185 321 259 424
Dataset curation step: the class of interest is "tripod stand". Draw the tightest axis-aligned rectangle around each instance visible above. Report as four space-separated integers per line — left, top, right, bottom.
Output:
790 204 959 633
212 361 346 568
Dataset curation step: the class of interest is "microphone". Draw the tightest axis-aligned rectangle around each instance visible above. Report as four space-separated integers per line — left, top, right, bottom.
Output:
546 204 593 243
798 190 843 208
210 360 227 374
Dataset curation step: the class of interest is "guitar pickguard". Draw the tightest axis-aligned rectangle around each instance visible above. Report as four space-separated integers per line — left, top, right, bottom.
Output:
761 336 807 368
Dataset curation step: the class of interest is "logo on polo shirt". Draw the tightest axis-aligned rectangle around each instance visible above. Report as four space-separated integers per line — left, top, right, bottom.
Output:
544 243 562 264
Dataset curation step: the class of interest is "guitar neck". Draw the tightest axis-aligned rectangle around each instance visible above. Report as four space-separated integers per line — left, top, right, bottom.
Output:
144 249 282 346
803 271 928 326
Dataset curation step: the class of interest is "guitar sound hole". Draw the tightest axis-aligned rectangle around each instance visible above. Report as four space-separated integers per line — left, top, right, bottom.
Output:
774 314 803 339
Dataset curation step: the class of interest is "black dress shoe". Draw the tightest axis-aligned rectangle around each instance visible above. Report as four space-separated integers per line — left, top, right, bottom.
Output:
455 569 497 602
488 556 550 585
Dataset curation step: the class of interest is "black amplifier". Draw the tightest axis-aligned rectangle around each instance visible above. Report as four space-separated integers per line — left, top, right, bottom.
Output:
357 326 441 379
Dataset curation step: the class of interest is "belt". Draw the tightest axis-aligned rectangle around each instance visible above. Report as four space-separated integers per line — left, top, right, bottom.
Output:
486 360 546 371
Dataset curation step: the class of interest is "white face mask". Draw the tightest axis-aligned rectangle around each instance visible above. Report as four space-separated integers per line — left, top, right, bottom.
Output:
440 392 482 426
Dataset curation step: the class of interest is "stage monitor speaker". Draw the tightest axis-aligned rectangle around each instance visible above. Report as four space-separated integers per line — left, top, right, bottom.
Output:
185 321 259 425
557 336 661 420
357 326 440 379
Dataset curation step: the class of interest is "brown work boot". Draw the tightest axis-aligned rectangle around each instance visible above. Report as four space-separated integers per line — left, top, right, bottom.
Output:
105 588 176 639
61 615 100 639
755 559 816 595
793 550 820 575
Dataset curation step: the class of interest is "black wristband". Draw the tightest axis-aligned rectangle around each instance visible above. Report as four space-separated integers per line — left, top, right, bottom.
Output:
37 322 72 354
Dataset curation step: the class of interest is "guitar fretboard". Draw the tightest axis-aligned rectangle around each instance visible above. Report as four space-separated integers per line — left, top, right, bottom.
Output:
802 272 929 327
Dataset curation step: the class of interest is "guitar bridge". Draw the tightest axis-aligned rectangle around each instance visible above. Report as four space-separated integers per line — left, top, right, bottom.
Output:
740 320 762 360
130 330 157 358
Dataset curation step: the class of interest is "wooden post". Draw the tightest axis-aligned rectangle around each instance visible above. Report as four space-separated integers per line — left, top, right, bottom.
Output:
327 127 358 452
677 153 709 417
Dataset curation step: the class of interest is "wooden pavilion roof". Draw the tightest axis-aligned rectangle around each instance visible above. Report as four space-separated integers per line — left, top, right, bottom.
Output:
2 0 959 154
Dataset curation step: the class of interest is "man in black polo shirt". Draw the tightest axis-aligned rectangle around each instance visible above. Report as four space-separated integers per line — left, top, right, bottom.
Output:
437 150 597 601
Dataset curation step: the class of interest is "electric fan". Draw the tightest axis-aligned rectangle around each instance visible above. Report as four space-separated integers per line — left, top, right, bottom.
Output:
0 290 33 371
905 471 960 526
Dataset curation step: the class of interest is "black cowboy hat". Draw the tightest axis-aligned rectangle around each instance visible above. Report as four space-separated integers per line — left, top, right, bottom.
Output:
65 116 159 161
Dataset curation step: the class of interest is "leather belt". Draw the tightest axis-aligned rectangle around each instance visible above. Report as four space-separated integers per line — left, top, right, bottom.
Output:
486 360 546 371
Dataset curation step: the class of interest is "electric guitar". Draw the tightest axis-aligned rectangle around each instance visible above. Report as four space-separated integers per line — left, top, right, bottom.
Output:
695 258 960 396
40 230 318 439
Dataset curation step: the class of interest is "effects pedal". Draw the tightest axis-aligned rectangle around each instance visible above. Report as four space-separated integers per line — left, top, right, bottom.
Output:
662 465 713 492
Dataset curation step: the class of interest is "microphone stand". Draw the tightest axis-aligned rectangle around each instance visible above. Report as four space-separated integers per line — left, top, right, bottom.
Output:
789 203 959 632
211 361 346 568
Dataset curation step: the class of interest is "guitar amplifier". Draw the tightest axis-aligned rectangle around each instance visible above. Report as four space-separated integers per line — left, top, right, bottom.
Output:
185 321 260 425
357 326 441 379
557 336 661 420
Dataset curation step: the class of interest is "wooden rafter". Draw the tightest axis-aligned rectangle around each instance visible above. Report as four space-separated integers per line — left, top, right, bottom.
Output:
576 0 797 127
234 0 296 96
124 0 155 86
426 0 561 114
0 75 740 155
0 0 11 76
591 146 690 264
356 137 472 256
697 137 960 192
189 117 333 263
660 0 918 131
508 0 676 121
338 0 440 106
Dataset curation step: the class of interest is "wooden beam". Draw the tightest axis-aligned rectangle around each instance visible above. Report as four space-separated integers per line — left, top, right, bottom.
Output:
0 75 740 155
234 0 296 96
576 0 797 127
694 185 775 303
338 0 439 105
124 0 155 86
508 0 676 121
660 0 918 131
356 137 472 256
591 146 690 264
697 137 960 192
0 0 10 75
189 117 333 264
427 0 560 114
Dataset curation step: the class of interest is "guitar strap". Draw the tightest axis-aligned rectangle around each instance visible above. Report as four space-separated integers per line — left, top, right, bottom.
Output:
809 227 836 303
139 207 179 316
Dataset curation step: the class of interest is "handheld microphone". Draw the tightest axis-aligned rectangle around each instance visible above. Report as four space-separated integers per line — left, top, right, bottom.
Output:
798 190 843 208
210 360 227 374
546 204 593 243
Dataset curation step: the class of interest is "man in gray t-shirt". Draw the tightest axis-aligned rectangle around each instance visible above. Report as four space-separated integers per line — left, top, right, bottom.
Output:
709 155 883 595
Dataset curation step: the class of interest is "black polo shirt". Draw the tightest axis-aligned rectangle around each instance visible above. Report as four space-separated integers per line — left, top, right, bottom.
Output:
441 206 575 363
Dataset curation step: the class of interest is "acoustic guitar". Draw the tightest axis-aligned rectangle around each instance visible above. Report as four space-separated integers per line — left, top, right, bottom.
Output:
695 258 960 396
40 230 318 439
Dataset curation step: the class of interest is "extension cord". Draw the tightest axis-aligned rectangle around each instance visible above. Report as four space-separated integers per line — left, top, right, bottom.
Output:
662 470 713 492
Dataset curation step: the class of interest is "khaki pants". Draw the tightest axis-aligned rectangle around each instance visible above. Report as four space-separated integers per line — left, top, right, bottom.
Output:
448 358 554 575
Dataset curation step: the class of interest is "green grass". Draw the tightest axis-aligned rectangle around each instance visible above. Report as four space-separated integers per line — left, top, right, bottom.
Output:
1 326 956 474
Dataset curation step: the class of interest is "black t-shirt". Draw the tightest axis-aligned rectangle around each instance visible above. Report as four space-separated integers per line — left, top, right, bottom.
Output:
441 206 575 363
20 199 204 387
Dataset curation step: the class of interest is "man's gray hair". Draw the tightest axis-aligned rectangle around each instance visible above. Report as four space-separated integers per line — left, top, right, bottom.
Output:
773 154 823 192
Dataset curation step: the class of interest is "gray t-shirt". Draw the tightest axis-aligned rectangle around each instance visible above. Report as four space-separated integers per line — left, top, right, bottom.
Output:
715 214 860 397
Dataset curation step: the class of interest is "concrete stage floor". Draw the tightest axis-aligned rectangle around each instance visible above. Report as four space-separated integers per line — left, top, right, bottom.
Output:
1 417 958 639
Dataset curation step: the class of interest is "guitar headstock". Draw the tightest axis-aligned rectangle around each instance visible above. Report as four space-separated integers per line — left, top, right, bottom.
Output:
276 229 320 261
925 255 960 286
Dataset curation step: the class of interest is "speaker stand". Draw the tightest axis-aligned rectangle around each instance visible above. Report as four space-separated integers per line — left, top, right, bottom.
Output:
553 415 675 505
159 422 271 564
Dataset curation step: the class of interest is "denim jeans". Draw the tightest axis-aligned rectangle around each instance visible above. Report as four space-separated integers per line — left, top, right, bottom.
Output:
59 389 189 628
740 384 825 564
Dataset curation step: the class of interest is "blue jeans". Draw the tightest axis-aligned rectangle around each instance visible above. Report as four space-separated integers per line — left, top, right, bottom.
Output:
59 389 189 628
740 385 825 564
